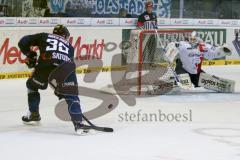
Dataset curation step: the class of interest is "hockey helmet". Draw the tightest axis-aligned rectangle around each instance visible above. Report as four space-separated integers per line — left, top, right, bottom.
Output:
53 24 70 39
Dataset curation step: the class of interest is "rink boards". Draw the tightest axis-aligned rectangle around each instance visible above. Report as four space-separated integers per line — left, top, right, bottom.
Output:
1 26 240 79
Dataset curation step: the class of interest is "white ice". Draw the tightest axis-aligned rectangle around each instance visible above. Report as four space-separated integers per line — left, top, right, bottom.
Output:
0 65 240 160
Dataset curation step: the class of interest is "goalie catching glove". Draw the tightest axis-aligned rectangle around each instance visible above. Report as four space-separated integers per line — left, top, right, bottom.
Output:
25 51 37 68
216 43 232 57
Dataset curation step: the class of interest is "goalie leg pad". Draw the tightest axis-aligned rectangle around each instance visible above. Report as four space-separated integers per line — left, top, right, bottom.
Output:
198 73 235 93
178 73 193 88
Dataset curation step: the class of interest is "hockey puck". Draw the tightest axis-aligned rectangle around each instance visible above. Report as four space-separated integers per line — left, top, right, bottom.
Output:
108 104 113 109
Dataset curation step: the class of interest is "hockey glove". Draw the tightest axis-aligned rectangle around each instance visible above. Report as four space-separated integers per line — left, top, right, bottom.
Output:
223 47 231 54
164 42 179 63
25 51 37 68
216 44 232 57
222 44 232 56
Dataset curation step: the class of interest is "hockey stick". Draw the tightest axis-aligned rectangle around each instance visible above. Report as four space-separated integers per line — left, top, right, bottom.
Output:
82 114 114 132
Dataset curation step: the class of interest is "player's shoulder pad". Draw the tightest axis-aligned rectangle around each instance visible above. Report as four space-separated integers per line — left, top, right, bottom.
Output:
40 32 50 36
30 32 49 39
179 41 192 49
179 41 189 46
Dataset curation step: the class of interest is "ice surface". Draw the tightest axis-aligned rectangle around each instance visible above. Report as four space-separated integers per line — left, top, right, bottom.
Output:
0 65 240 160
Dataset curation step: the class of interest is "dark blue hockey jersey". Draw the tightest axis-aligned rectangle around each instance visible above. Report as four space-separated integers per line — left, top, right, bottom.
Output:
18 32 74 67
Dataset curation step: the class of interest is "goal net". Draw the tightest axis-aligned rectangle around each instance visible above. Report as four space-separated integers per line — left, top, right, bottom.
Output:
102 29 192 95
127 29 193 94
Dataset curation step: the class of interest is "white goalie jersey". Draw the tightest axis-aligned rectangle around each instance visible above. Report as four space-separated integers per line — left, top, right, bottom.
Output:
166 41 232 74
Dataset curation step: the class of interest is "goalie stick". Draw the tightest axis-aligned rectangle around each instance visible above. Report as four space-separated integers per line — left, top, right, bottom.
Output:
82 113 114 133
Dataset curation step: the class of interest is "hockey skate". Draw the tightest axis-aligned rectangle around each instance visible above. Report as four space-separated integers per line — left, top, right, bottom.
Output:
22 112 41 125
73 121 95 135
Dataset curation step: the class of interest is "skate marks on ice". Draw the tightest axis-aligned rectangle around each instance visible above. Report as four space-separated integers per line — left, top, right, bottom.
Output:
195 127 240 137
194 127 240 158
0 123 102 136
0 123 69 135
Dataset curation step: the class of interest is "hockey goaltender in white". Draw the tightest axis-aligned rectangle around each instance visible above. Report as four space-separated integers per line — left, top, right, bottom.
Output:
165 31 235 93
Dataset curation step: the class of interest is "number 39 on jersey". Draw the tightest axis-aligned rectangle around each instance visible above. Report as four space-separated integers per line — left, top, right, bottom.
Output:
46 35 71 62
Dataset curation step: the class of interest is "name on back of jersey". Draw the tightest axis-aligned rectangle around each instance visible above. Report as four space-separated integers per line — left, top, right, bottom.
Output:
52 52 71 62
48 34 69 45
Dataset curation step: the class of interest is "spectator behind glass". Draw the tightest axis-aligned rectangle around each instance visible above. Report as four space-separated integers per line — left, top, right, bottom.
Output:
119 8 131 18
44 7 51 17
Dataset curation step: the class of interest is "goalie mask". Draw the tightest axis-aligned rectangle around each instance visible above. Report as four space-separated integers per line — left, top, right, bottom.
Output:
53 24 70 40
188 31 199 48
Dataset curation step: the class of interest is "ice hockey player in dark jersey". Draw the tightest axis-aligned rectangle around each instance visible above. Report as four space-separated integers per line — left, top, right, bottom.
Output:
18 25 90 135
136 1 158 30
